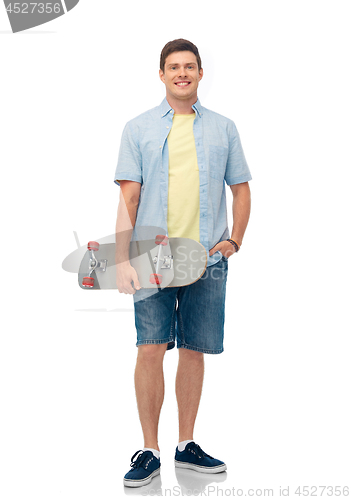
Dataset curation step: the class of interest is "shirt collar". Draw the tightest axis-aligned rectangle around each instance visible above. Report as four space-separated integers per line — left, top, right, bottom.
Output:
160 97 203 118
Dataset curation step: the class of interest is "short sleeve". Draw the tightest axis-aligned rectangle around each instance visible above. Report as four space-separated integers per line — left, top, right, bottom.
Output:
114 121 142 187
225 120 252 185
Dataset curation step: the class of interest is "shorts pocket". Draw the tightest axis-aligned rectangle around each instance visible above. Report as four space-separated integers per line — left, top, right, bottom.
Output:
217 250 228 262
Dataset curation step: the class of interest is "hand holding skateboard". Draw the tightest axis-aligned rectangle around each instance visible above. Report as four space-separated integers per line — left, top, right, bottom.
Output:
116 261 141 294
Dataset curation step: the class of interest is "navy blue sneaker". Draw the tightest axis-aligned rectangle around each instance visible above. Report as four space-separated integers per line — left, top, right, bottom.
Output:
175 442 226 473
123 450 161 487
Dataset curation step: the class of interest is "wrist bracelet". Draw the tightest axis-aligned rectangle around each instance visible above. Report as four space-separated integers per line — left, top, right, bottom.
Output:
227 239 240 252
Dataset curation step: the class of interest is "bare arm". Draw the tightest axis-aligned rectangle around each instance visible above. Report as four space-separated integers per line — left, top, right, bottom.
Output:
115 180 141 293
229 181 251 247
209 181 251 258
115 180 141 263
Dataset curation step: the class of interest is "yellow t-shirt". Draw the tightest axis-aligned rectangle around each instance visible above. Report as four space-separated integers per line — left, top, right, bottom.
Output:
167 113 200 242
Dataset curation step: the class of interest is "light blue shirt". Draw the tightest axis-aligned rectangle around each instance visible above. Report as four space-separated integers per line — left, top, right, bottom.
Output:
114 97 252 267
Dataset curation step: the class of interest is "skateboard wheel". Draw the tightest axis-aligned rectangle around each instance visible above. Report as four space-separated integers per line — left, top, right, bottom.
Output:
150 273 163 285
155 235 168 246
82 276 94 288
88 241 99 251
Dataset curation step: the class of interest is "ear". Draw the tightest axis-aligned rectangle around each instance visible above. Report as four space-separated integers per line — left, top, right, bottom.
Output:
198 68 204 82
159 69 165 84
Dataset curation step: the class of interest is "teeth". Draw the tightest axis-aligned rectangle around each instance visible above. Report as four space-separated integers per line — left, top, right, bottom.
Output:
176 82 190 86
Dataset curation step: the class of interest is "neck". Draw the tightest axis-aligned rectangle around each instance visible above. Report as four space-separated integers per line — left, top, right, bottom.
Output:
166 93 197 114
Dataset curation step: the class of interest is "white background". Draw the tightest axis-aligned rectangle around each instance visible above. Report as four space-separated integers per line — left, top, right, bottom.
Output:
1 0 350 498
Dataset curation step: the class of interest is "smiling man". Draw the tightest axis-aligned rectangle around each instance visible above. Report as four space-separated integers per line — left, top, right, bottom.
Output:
161 53 203 106
114 39 252 487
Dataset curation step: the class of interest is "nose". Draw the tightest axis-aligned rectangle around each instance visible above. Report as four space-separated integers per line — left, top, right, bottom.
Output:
177 66 188 78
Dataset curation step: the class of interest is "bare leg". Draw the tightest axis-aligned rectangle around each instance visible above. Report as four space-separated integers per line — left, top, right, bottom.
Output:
134 343 168 451
175 348 204 442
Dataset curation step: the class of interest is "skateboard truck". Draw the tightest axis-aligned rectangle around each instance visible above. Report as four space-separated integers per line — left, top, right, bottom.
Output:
82 241 107 288
150 235 172 285
152 254 173 269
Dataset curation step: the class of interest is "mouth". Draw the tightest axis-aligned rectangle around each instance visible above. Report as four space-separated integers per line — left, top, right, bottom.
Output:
174 81 191 87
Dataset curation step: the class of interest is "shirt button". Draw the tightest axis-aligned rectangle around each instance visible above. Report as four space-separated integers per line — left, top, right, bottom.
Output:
166 126 169 129
159 146 162 148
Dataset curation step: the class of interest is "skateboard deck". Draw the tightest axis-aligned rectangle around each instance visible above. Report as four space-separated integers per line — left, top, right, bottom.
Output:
78 235 207 290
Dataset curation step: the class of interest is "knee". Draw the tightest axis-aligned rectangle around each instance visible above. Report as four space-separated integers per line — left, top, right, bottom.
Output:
179 348 204 364
137 343 168 363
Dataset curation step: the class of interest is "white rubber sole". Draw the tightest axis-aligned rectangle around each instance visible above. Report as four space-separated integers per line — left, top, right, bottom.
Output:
175 460 227 474
123 466 161 488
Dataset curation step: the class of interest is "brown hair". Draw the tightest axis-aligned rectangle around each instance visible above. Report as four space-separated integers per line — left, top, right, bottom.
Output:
160 39 202 73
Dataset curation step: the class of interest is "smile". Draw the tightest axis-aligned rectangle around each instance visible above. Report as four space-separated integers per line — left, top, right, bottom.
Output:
175 82 191 86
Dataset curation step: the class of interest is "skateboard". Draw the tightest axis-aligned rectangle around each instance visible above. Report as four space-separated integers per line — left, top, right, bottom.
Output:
78 235 207 290
5 0 80 34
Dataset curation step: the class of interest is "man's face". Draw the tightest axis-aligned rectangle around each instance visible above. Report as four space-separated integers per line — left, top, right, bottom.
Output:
159 51 203 102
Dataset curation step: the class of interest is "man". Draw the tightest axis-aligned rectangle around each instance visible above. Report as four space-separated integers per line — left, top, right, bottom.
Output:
114 39 252 488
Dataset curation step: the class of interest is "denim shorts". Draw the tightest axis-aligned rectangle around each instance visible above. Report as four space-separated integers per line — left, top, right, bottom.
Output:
133 256 228 354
